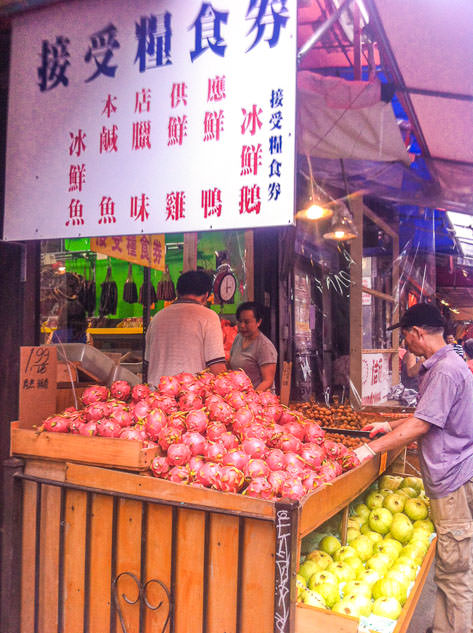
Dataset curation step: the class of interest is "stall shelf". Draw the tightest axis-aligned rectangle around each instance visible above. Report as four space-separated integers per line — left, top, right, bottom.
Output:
0 443 433 633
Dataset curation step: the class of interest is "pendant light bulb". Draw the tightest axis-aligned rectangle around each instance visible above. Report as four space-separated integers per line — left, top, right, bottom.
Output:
296 200 333 223
296 154 334 224
323 206 358 241
306 203 327 221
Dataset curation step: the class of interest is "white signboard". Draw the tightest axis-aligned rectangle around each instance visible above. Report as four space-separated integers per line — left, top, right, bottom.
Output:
361 352 391 406
4 0 296 240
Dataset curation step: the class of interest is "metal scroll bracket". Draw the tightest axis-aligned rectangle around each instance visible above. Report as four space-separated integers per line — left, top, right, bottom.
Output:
113 571 172 633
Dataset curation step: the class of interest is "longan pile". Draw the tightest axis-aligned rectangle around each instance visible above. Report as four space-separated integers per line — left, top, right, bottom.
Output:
324 431 364 449
291 401 364 430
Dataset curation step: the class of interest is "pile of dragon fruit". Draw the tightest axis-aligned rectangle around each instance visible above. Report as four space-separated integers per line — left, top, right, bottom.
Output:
40 370 360 500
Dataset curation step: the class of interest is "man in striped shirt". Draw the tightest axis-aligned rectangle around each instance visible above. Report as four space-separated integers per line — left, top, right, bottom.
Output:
145 270 226 387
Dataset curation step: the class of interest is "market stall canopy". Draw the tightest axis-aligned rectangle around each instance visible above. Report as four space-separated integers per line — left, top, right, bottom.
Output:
366 0 473 213
297 71 409 163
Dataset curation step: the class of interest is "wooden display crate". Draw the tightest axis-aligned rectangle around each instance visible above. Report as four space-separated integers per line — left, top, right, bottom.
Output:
10 422 158 471
295 537 436 633
3 448 403 633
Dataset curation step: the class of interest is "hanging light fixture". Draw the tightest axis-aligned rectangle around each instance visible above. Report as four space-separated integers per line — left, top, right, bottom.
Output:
295 155 333 223
322 158 359 241
323 203 358 241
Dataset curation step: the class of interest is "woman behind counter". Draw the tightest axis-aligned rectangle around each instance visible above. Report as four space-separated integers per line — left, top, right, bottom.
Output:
229 301 277 392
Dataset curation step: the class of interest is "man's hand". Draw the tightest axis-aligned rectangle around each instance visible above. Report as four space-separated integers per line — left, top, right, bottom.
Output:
354 444 376 463
361 421 392 438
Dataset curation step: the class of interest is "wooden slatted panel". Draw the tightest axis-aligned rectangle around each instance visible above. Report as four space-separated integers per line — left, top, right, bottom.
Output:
206 514 240 633
240 518 275 633
89 494 114 633
38 484 62 633
20 481 37 633
65 462 274 519
174 508 206 633
63 489 87 633
144 504 173 633
115 498 143 633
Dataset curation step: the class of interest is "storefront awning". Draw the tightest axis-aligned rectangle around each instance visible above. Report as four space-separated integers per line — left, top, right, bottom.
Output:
367 0 473 213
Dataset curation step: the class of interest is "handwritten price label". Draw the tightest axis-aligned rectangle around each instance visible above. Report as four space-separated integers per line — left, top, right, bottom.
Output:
19 346 57 428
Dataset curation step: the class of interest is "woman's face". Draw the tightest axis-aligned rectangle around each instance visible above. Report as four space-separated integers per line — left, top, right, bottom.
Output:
237 309 262 339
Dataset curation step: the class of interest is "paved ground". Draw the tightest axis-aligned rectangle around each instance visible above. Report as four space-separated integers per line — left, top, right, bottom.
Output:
406 564 435 633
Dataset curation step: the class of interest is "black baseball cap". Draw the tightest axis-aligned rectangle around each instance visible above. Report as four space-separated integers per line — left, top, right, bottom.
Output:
388 303 445 331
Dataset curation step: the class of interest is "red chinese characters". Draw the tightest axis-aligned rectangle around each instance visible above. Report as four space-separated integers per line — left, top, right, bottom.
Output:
240 144 262 176
371 359 383 386
132 89 152 150
239 185 261 215
68 164 86 192
203 110 224 142
132 121 152 150
111 236 122 252
202 188 222 219
241 105 263 136
100 125 118 153
69 129 87 156
130 194 150 222
152 239 163 266
207 75 226 102
135 88 151 113
239 102 263 215
98 196 116 224
168 115 187 146
66 199 84 226
140 235 151 263
168 81 188 147
126 236 137 258
170 82 188 108
102 94 118 118
66 130 87 225
165 191 185 221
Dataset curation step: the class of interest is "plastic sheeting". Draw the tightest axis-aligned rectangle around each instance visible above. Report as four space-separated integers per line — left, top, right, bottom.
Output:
297 71 409 164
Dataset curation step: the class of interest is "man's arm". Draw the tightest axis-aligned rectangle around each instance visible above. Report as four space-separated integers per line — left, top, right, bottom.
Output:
208 361 227 376
368 416 430 454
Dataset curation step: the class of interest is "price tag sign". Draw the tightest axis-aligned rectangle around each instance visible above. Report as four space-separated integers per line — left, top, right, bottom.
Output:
378 452 388 475
19 346 57 429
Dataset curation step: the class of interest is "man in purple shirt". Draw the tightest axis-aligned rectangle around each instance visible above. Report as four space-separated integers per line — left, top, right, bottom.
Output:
356 303 473 633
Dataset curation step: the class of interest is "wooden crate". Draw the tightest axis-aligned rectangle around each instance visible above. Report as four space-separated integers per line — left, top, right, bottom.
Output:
10 422 158 471
18 459 278 633
295 537 436 633
7 447 403 633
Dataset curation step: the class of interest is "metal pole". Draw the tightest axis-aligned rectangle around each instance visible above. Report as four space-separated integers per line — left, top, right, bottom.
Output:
297 0 354 64
1 457 25 633
142 266 151 383
273 500 299 633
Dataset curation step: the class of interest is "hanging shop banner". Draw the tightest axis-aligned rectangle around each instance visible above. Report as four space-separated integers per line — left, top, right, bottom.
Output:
4 0 297 241
361 352 391 406
90 234 165 270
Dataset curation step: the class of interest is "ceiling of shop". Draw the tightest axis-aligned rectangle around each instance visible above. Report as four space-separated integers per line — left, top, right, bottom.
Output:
366 0 473 214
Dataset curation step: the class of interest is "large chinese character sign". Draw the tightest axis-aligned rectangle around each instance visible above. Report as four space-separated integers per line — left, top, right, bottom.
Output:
4 0 296 240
